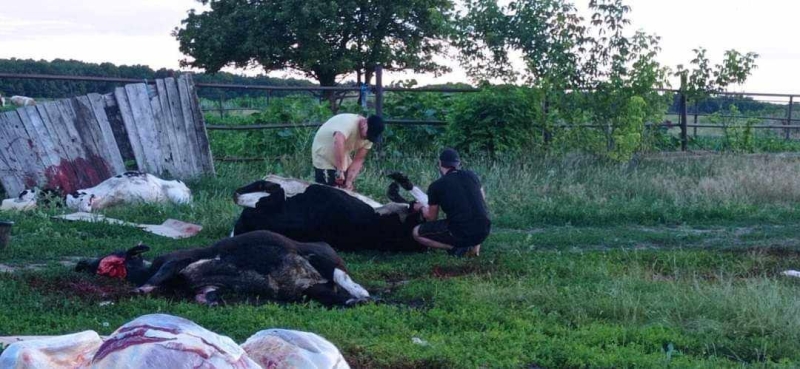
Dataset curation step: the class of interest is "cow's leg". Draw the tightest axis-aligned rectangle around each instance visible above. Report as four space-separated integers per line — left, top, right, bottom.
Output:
303 283 365 307
333 269 370 300
136 258 193 293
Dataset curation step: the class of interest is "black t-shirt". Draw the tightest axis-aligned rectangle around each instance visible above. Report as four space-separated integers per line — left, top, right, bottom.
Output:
427 169 491 238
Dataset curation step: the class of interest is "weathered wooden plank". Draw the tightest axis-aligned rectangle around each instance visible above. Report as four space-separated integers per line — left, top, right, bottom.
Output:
3 110 46 192
87 93 125 173
0 113 29 194
21 106 64 175
38 101 95 191
68 98 102 160
184 74 215 174
148 83 176 177
176 76 202 175
166 77 197 174
125 83 162 173
115 87 146 171
28 104 89 194
15 108 52 171
156 79 183 178
103 92 135 167
72 96 116 181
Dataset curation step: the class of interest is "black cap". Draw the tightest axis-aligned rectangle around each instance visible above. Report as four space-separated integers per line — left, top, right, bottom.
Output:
366 115 384 143
439 148 461 168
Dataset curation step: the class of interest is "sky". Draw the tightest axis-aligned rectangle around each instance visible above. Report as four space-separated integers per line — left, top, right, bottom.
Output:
1 0 799 97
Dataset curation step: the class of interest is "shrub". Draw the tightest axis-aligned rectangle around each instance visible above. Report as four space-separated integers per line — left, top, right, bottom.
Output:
206 95 331 158
443 85 544 156
381 80 453 156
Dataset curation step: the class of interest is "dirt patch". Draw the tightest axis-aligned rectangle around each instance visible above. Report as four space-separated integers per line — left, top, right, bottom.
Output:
431 263 488 279
23 274 134 303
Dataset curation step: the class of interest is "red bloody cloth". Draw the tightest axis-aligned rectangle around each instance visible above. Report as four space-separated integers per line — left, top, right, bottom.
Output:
97 255 127 279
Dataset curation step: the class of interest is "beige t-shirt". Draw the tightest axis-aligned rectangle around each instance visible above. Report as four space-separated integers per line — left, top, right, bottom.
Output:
311 113 373 170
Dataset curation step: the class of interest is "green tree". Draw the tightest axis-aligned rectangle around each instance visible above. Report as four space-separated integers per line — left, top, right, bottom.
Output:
675 47 759 103
452 0 758 161
174 0 454 107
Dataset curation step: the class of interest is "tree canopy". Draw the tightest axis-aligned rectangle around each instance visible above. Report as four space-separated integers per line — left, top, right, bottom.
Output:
174 0 454 88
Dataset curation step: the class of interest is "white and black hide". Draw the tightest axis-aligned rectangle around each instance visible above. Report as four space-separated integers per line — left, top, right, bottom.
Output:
1 172 192 212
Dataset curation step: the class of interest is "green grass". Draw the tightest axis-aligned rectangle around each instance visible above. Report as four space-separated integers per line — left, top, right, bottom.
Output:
3 154 800 367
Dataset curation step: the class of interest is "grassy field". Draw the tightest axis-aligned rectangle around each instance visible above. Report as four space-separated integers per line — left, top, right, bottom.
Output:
2 153 800 367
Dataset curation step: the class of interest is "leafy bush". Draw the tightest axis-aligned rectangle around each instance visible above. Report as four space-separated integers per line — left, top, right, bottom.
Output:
710 105 757 153
608 96 648 161
443 85 544 155
206 95 332 158
381 80 454 155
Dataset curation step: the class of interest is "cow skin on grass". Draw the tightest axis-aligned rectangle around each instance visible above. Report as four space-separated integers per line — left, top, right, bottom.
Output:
0 314 349 369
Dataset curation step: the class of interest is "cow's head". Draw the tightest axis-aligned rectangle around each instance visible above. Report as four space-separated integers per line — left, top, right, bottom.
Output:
234 180 285 208
66 191 95 212
75 244 152 285
163 179 192 205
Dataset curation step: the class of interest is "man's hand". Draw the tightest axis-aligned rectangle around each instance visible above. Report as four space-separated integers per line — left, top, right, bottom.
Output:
335 170 346 188
412 201 424 212
387 172 414 191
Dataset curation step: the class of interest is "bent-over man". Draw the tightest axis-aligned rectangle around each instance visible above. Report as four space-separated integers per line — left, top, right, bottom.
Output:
311 113 384 191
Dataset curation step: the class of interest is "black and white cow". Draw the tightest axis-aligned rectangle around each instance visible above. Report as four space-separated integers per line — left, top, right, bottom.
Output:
1 172 191 212
231 174 428 253
75 230 370 307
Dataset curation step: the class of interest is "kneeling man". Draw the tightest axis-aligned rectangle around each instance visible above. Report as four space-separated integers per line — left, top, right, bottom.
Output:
412 148 491 257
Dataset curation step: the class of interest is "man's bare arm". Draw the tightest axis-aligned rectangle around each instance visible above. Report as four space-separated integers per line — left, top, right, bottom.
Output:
345 147 370 189
333 132 347 173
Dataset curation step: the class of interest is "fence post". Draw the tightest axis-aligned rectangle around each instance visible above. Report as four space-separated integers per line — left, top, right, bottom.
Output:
679 74 688 151
543 97 551 145
218 97 224 119
375 65 384 157
693 101 698 137
787 96 794 140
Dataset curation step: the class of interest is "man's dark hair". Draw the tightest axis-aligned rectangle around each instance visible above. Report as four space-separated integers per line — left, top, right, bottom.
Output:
439 148 461 169
366 115 385 143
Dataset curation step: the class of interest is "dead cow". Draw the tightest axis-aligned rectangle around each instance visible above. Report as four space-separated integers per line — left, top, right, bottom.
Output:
1 171 192 212
231 173 428 253
75 230 370 307
66 171 191 212
9 95 36 107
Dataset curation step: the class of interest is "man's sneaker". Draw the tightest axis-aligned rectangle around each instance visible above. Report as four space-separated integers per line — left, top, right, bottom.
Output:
448 245 480 258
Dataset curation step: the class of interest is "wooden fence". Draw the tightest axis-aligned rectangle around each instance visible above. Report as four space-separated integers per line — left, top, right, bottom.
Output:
0 74 213 196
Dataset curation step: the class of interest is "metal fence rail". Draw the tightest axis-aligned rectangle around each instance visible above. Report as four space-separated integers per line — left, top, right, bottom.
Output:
3 67 800 155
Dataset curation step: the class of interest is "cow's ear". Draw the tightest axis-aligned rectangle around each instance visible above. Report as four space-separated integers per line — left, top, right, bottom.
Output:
126 243 151 258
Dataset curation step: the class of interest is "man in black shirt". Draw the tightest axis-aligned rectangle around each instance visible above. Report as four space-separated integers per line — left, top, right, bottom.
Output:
410 148 491 257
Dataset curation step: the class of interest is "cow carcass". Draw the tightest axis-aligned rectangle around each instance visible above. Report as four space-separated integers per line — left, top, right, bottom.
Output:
9 95 36 107
231 174 428 253
0 314 350 369
1 172 191 212
75 230 370 307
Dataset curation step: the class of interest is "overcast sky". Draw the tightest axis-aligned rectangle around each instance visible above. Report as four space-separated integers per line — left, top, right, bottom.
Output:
2 0 798 96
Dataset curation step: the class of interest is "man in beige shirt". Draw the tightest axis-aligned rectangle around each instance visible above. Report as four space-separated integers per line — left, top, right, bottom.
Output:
311 113 384 190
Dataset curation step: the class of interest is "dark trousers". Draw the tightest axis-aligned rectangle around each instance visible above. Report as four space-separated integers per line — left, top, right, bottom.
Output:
314 168 338 186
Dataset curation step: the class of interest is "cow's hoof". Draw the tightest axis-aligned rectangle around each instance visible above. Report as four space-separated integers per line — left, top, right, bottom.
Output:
134 285 156 294
345 297 371 307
